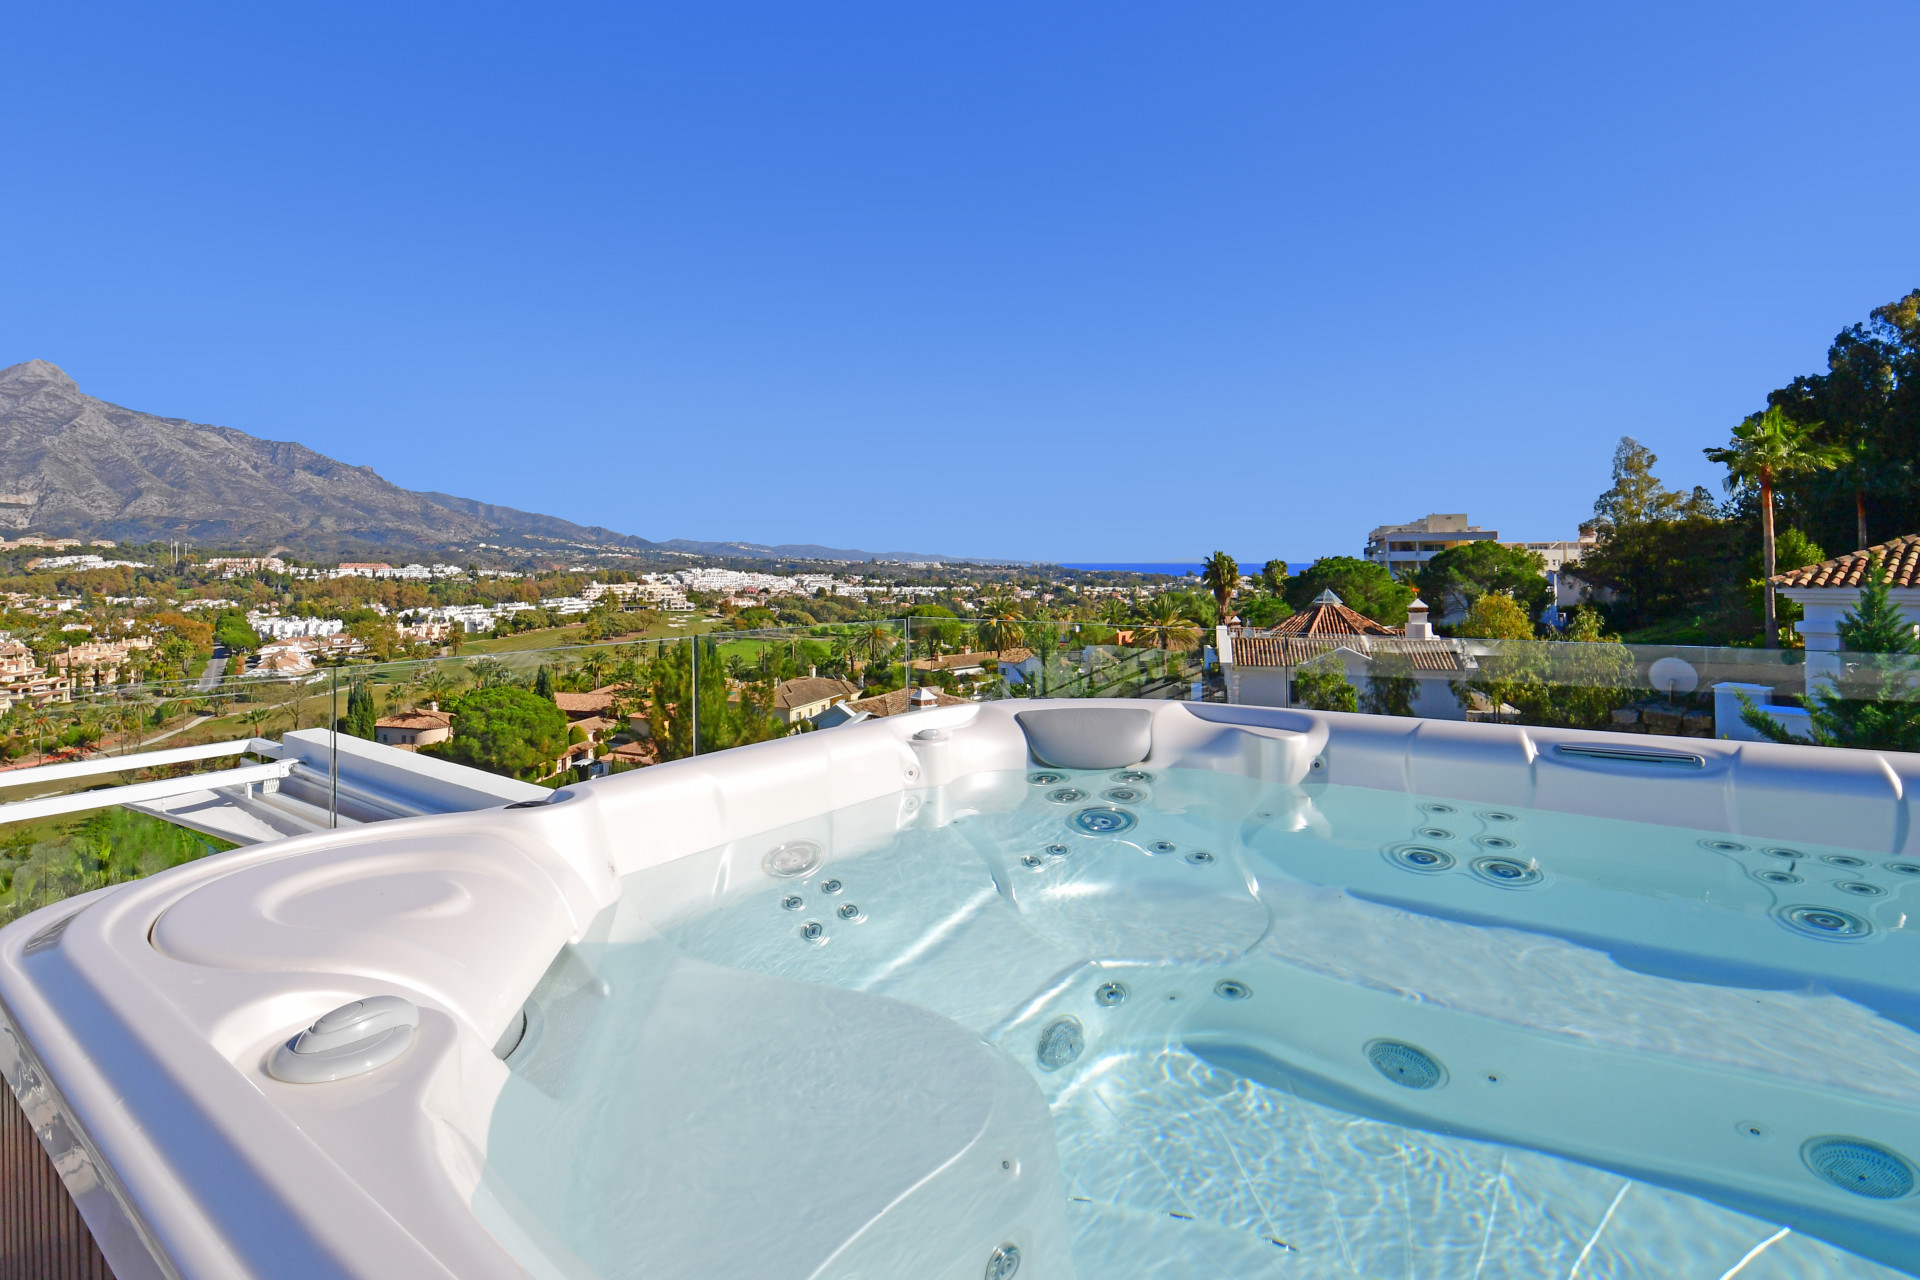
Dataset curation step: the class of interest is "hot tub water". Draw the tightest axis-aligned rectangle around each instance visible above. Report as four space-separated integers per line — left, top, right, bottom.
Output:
479 766 1920 1278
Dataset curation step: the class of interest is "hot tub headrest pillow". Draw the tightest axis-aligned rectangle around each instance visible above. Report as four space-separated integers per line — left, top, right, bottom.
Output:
1015 707 1153 770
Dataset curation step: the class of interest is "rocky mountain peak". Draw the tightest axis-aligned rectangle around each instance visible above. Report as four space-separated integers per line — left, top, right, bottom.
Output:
0 360 79 393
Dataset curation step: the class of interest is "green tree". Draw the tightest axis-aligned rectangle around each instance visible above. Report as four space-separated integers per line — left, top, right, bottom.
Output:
428 686 569 781
1240 596 1293 628
1259 559 1289 595
647 636 782 760
1417 542 1549 625
1761 289 1916 554
534 664 556 701
1742 553 1920 751
212 611 261 656
1576 513 1752 642
1140 594 1202 650
336 679 378 740
1455 592 1535 640
348 615 402 660
1593 437 1718 529
1506 607 1637 730
1284 558 1413 626
1705 406 1850 647
1293 655 1358 712
1451 595 1546 723
156 632 194 680
1201 551 1239 623
1359 650 1418 717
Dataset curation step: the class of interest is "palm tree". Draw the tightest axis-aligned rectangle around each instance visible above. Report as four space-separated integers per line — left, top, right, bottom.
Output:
851 623 896 668
1141 594 1200 651
1201 551 1239 624
29 706 55 763
979 593 1024 655
1706 406 1851 647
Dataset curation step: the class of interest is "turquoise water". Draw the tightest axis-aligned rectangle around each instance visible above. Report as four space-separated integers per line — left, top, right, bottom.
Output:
480 767 1920 1278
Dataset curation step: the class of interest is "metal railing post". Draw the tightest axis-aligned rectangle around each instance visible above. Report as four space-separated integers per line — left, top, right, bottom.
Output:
329 666 339 828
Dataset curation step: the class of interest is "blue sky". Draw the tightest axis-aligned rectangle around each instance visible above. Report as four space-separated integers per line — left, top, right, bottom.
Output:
3 3 1916 563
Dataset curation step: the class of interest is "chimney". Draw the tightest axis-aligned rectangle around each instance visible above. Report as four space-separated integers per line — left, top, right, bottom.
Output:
428 700 438 712
809 665 817 679
908 685 939 711
1405 598 1432 640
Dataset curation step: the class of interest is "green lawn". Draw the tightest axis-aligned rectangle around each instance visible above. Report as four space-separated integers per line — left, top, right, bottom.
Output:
457 617 722 656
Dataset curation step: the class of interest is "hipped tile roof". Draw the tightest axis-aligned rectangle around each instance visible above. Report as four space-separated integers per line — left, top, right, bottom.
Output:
1268 600 1402 638
1770 534 1920 589
774 676 861 710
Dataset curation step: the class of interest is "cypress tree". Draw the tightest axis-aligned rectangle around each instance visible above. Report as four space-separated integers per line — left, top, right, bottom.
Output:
534 664 556 701
338 680 378 740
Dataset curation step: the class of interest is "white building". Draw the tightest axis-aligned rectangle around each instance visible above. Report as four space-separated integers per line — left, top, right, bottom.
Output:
247 614 346 640
1504 529 1598 573
1364 514 1499 572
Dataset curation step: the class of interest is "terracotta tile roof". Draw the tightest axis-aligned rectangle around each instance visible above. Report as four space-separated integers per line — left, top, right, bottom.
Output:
375 709 452 730
554 690 617 714
909 651 999 672
1771 534 1920 589
570 715 618 735
978 647 1033 664
848 687 972 717
1228 634 1467 672
1375 639 1470 672
774 675 861 710
1267 599 1401 638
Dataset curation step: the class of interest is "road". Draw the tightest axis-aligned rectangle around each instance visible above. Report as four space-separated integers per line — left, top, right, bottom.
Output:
196 649 228 692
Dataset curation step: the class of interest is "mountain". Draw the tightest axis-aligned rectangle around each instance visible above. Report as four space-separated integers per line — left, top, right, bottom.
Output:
0 360 1008 563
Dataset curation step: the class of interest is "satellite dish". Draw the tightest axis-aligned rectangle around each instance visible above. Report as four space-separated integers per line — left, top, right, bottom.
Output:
1648 656 1698 696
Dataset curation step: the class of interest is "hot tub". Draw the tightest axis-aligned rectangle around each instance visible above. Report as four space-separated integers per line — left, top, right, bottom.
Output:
5 700 1920 1278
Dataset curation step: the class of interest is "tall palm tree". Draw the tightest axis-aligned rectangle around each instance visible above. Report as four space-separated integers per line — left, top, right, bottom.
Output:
1705 406 1851 647
1201 552 1239 624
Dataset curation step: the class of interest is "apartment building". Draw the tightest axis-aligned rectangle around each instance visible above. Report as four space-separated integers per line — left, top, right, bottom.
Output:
1363 514 1499 572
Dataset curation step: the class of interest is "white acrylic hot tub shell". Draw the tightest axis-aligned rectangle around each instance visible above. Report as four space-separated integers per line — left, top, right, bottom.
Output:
6 699 1920 1279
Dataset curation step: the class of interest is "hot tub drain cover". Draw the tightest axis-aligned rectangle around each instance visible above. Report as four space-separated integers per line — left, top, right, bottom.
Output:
1072 807 1136 835
985 1243 1021 1280
1036 1017 1084 1071
1803 1138 1915 1199
1365 1039 1447 1090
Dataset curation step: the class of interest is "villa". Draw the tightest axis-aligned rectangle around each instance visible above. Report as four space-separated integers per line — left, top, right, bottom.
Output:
1218 591 1470 717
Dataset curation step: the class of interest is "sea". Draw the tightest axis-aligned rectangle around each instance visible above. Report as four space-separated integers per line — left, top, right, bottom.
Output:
1059 562 1315 577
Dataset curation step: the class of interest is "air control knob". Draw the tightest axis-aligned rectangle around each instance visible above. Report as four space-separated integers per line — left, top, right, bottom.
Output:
268 994 419 1083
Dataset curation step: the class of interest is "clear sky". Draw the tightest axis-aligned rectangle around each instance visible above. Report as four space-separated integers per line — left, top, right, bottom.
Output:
3 3 1916 563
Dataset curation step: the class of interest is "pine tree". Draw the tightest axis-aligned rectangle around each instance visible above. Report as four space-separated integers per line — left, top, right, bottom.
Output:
1742 553 1920 751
